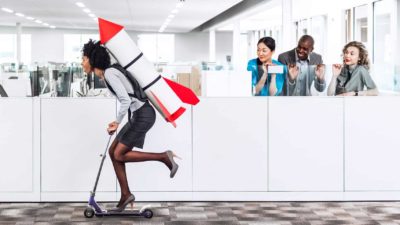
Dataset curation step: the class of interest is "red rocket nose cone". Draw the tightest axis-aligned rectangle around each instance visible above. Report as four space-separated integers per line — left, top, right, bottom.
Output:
98 18 124 44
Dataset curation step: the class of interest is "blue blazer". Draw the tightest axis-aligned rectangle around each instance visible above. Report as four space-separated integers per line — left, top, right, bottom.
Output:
247 58 285 96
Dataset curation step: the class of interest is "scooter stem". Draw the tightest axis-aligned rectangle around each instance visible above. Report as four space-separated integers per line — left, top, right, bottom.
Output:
91 134 113 195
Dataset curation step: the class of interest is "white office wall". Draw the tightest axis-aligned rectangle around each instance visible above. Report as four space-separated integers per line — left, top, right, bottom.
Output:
0 26 98 64
31 30 64 63
216 31 233 64
292 0 372 21
174 32 209 62
0 26 234 65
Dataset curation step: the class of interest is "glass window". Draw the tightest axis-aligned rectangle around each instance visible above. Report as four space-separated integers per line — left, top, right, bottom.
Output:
345 9 353 43
296 19 309 39
0 35 16 64
0 34 31 65
310 15 327 58
293 16 326 57
354 4 368 45
373 0 396 93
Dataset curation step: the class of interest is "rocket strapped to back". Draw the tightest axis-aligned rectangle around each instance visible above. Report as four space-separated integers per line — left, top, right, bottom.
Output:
98 18 199 127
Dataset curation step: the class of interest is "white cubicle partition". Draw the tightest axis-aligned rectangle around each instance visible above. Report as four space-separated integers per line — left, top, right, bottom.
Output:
123 107 193 200
2 97 400 202
40 98 117 201
193 98 268 192
1 78 31 97
228 70 252 97
345 97 400 191
269 97 344 191
0 98 34 193
201 71 229 96
201 70 252 97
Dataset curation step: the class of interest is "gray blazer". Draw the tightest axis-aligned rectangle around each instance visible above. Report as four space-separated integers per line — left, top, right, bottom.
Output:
278 48 325 96
278 48 323 65
335 65 377 95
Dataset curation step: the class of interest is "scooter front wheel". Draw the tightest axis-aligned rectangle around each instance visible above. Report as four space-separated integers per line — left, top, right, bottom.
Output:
84 207 95 218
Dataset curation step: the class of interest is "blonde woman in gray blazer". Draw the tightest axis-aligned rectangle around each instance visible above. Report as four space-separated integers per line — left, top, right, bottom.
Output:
328 41 378 96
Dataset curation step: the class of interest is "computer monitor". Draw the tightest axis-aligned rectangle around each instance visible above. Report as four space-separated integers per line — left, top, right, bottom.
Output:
55 71 68 97
52 69 59 81
30 70 41 97
94 74 106 89
0 84 8 97
86 73 106 89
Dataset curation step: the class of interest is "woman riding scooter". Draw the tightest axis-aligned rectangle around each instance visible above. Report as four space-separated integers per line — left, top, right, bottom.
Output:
81 39 180 212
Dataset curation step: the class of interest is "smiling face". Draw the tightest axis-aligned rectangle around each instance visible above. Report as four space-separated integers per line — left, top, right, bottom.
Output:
343 46 360 66
81 56 92 74
296 40 313 60
257 42 274 64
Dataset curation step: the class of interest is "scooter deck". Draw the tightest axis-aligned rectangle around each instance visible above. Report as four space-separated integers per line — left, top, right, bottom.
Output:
96 210 144 216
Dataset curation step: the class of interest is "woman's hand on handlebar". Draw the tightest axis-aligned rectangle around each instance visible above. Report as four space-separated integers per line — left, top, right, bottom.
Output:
107 121 119 135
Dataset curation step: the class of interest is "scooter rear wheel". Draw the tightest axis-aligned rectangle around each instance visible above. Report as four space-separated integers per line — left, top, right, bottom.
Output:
84 207 95 218
143 209 153 218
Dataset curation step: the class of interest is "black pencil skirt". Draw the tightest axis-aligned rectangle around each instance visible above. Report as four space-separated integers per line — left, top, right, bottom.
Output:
116 101 156 149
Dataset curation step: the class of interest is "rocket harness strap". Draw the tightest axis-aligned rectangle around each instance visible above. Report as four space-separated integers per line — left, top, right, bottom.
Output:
123 52 162 91
105 52 164 125
123 52 143 70
105 63 147 126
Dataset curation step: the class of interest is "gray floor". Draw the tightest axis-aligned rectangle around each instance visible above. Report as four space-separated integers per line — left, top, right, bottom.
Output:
1 201 400 225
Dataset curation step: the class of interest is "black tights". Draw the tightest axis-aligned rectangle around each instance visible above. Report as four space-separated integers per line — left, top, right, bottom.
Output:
108 139 173 206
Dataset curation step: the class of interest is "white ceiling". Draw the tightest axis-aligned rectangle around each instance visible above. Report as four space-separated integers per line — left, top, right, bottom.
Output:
0 0 243 32
216 0 281 31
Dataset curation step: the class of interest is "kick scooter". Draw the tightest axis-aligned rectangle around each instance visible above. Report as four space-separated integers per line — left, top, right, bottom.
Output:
84 135 153 218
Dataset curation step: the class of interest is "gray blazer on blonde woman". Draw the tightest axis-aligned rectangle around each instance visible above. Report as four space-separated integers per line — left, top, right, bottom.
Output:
334 65 377 95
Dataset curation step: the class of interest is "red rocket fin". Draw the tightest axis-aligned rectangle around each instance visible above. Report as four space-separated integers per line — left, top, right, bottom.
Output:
98 18 124 44
162 77 200 105
150 91 187 128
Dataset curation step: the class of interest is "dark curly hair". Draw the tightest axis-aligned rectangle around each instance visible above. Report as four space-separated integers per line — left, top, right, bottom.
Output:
342 41 370 70
82 39 110 70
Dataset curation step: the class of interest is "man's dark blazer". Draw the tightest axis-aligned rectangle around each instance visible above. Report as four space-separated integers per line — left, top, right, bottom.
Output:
278 48 323 65
278 48 323 96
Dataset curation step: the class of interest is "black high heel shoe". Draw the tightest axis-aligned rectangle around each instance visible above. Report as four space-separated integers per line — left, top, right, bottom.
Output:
166 150 181 178
109 194 135 212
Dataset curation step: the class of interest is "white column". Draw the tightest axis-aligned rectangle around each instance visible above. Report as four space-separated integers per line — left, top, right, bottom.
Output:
209 29 216 62
232 20 241 70
326 10 345 64
247 31 256 60
282 0 294 51
16 22 22 73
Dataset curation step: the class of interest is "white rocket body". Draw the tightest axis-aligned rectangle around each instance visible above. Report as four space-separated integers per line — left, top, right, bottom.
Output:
105 28 184 122
99 18 199 126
